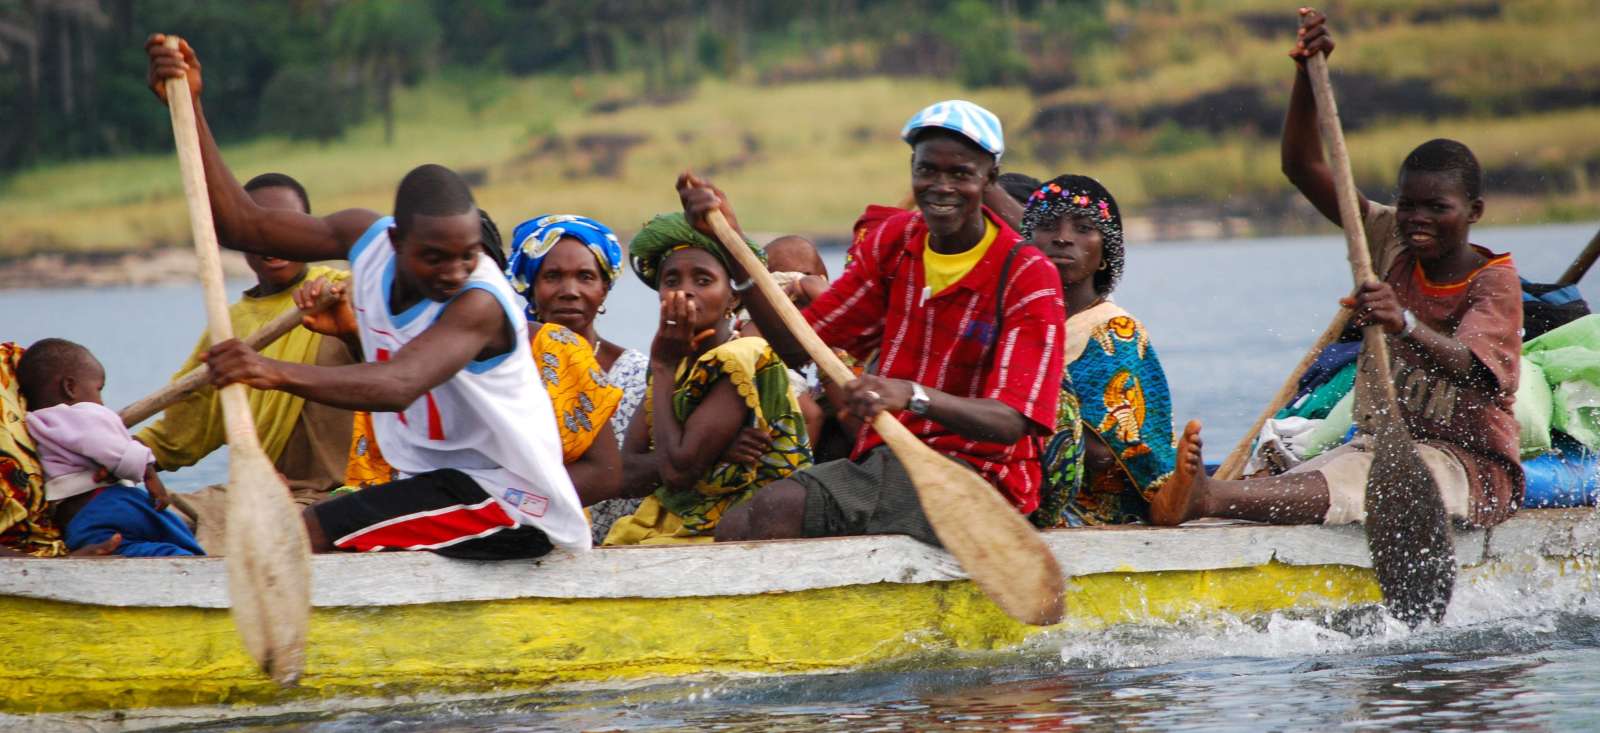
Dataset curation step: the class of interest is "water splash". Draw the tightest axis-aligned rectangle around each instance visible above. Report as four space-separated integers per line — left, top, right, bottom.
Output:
181 556 1600 732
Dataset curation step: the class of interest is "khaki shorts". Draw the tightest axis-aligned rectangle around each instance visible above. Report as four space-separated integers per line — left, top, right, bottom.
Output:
1289 436 1471 525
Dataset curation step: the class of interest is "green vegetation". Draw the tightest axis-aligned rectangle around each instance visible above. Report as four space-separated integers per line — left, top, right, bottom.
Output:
2 0 1596 258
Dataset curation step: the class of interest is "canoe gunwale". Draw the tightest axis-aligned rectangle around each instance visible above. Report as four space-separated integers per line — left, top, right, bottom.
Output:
0 509 1589 609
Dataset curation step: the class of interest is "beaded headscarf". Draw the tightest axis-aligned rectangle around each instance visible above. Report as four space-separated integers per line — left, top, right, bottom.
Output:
1021 174 1125 295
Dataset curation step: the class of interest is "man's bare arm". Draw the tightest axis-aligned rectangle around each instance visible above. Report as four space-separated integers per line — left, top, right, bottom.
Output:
205 290 510 411
147 34 377 262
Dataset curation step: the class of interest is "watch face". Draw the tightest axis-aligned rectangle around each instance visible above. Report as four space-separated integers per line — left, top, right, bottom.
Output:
910 385 930 413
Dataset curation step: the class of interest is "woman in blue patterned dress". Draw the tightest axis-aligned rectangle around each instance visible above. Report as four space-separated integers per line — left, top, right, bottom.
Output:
1024 175 1179 527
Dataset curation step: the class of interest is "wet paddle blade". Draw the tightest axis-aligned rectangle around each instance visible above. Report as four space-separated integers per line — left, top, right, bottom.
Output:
223 438 312 685
1353 340 1456 628
877 415 1067 626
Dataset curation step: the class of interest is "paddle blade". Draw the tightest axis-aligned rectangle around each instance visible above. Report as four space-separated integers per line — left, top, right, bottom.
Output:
1354 342 1456 628
223 445 313 686
878 417 1066 626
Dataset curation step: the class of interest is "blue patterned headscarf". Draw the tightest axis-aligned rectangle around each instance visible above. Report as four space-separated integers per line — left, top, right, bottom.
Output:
507 214 624 316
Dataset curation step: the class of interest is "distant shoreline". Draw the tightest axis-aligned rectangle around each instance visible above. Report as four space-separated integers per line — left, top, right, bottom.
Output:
5 213 1593 290
0 248 254 290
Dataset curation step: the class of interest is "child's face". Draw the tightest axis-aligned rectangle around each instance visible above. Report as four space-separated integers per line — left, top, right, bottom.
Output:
1395 170 1483 262
63 358 106 406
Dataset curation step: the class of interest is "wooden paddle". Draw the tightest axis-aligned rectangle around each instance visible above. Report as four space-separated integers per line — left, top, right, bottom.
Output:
1306 51 1455 628
1214 308 1351 480
162 35 311 684
705 209 1066 626
1557 225 1600 286
119 303 308 427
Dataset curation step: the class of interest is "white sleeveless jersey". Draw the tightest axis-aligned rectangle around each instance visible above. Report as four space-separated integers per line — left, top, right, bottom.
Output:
347 217 590 550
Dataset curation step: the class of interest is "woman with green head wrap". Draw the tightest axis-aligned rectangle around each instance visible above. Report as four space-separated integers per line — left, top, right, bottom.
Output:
606 213 814 545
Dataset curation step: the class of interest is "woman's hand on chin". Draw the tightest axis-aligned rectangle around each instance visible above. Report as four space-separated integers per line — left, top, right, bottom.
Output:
650 291 702 367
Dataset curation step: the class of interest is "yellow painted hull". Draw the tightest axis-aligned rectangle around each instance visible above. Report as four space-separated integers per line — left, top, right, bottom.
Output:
3 561 1378 715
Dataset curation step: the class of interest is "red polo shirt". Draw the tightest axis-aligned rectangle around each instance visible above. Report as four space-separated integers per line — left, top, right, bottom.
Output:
803 207 1066 512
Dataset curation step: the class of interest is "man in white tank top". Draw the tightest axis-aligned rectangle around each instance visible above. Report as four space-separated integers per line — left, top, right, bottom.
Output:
147 38 589 556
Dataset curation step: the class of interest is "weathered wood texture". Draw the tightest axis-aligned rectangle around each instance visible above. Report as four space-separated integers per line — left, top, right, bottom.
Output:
2 510 1586 609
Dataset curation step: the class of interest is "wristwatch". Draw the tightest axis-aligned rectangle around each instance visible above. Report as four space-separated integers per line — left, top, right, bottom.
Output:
1399 309 1418 338
907 382 932 415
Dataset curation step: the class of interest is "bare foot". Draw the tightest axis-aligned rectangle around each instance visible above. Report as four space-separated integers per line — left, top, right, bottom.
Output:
1150 419 1207 526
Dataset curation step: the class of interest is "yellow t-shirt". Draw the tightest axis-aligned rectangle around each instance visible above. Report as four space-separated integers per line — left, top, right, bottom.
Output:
922 218 998 297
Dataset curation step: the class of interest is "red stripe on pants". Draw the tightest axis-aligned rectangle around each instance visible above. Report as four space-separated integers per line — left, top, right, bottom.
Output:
336 500 516 551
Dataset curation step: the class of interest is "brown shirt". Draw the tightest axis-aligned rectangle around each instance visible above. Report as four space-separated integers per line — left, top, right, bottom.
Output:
1364 204 1524 526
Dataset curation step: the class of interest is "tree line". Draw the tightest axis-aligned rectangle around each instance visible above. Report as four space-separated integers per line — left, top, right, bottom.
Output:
0 0 1106 176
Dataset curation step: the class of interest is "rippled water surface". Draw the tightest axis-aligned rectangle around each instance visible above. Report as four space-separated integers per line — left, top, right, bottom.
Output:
5 222 1598 731
210 563 1600 731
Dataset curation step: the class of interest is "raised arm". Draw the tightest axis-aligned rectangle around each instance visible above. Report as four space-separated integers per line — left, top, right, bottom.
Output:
146 34 377 262
647 292 751 491
203 289 511 411
1280 9 1370 227
676 173 815 368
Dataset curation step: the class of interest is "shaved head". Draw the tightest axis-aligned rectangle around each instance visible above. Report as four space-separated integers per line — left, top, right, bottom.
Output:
765 235 827 278
393 164 477 240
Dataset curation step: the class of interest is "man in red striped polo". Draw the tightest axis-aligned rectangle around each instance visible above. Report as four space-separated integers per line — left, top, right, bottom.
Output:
685 100 1067 546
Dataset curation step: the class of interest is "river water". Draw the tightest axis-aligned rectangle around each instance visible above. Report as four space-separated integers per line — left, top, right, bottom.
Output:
5 221 1598 730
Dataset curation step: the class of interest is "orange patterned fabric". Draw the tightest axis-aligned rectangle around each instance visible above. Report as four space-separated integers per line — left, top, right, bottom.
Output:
340 324 621 489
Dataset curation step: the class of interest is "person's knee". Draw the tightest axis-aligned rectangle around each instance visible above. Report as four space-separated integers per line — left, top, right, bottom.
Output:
717 479 807 542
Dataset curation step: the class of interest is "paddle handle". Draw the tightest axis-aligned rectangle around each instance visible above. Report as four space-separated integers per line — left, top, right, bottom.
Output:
706 211 910 444
1306 53 1404 423
708 211 856 386
1306 56 1377 286
162 35 261 449
118 289 336 427
1557 226 1600 285
1213 307 1351 480
118 308 297 427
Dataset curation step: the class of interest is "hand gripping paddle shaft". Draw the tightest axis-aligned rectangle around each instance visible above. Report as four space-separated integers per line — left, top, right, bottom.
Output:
162 34 312 684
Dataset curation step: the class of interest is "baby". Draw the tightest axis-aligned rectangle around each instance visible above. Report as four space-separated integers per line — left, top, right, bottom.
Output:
18 338 202 556
764 235 829 307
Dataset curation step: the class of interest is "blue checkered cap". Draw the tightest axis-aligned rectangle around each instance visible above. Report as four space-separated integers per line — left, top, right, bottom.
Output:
900 99 1004 161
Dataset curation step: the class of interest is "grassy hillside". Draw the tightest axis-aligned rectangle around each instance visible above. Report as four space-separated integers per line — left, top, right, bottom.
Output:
4 0 1598 258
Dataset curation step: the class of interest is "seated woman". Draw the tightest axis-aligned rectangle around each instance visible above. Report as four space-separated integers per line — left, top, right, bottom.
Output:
506 214 648 543
315 210 624 508
1024 175 1179 526
604 213 813 545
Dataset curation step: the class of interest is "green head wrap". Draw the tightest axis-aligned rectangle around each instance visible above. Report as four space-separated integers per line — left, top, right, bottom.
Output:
628 212 763 290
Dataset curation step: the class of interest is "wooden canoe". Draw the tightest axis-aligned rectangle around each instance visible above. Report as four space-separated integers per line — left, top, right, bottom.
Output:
4 508 1598 728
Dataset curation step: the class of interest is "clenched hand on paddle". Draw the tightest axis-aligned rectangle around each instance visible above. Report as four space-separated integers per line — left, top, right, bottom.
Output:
678 174 1066 627
1298 13 1456 627
150 34 311 685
